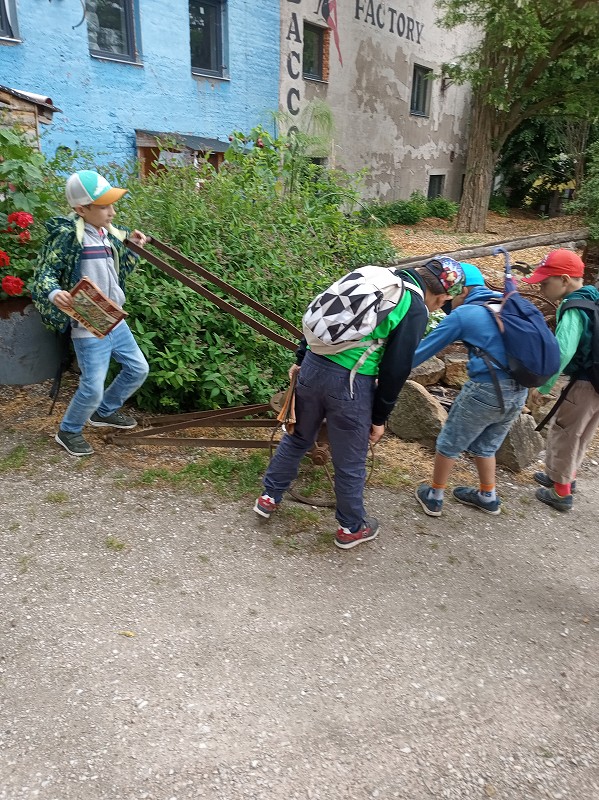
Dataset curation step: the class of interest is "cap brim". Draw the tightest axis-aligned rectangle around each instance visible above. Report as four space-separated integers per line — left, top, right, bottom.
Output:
91 187 128 205
521 267 547 284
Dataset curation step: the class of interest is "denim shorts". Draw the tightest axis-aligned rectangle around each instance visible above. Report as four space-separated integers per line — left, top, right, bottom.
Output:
436 379 528 459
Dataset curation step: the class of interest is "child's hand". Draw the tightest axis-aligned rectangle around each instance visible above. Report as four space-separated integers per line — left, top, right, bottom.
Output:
369 424 385 444
52 291 74 311
129 230 148 247
528 389 544 407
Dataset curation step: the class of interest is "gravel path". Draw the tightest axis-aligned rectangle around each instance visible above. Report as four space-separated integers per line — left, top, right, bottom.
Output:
1 420 598 800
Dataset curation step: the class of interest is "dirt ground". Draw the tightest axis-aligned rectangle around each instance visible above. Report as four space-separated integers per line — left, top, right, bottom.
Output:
1 214 598 800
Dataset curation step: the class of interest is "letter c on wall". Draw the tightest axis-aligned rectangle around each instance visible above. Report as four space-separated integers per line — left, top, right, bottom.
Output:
287 87 301 115
287 51 301 80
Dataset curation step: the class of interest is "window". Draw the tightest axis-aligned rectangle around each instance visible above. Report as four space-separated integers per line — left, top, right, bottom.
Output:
87 0 137 61
190 0 226 77
428 175 445 200
303 23 325 81
0 0 18 39
410 64 432 117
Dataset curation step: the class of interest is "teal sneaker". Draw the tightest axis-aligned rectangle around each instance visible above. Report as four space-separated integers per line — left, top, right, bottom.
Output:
55 430 94 456
415 483 443 517
89 410 137 429
452 486 501 515
535 487 573 512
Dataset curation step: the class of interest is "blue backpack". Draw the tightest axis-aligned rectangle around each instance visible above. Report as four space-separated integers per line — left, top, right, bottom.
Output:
467 247 561 411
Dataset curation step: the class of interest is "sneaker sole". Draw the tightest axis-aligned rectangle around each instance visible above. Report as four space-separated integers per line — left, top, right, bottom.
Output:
453 495 501 515
415 487 442 517
334 528 379 550
88 419 137 429
253 502 273 519
54 433 94 457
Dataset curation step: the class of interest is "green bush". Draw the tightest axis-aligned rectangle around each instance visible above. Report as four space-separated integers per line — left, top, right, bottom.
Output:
116 126 395 412
358 190 457 227
488 192 510 216
568 140 599 239
0 127 65 298
427 196 459 220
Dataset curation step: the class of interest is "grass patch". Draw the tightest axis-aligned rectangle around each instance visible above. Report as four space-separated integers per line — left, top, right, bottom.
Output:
105 535 127 552
18 554 33 574
45 491 69 504
136 452 269 498
374 465 413 489
0 445 28 472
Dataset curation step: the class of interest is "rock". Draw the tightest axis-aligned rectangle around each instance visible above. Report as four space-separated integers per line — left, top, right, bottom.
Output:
409 356 445 387
387 380 447 447
442 353 469 388
496 413 544 472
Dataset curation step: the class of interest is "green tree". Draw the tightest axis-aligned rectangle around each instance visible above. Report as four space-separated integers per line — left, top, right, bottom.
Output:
437 0 599 232
497 116 597 210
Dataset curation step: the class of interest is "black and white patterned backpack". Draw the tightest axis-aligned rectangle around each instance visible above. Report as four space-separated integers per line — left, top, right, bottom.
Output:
302 265 423 356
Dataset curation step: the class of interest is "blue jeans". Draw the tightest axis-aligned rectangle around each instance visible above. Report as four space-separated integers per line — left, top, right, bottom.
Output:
61 322 149 433
436 379 527 459
263 351 376 531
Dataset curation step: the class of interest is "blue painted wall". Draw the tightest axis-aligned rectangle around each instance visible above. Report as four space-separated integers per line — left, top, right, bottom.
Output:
0 1 280 161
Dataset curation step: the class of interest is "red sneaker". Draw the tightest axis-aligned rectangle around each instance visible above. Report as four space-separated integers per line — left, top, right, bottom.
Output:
253 494 280 519
334 516 379 550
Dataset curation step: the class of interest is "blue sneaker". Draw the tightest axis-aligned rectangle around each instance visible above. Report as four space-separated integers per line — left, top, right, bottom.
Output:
452 486 501 515
533 471 577 494
535 487 573 512
415 483 443 517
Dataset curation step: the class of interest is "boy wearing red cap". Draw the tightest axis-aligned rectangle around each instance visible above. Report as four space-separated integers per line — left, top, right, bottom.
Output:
524 249 599 511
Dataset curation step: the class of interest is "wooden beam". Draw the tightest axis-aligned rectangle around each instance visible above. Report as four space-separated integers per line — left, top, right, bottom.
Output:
390 227 589 267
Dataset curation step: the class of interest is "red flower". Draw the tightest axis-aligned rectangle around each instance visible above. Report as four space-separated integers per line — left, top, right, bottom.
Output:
7 211 34 229
1 275 25 296
18 229 31 243
0 250 10 268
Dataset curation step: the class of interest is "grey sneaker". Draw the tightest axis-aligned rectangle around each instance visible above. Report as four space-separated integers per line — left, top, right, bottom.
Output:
55 430 94 456
89 410 137 429
452 486 501 515
535 487 573 512
415 483 443 517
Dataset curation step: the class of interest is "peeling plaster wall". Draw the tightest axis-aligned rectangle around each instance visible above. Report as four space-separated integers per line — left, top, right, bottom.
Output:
281 0 475 201
0 1 280 162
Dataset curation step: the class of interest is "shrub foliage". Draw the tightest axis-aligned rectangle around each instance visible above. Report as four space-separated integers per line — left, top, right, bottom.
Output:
117 127 396 411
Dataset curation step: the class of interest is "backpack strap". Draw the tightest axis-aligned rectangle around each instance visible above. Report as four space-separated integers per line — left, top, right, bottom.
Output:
462 343 506 413
535 378 577 432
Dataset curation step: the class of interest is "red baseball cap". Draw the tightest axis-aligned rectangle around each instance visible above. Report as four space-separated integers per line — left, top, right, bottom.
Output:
521 249 585 284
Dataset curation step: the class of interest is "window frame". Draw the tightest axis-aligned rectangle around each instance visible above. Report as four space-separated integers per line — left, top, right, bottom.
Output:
410 64 433 117
189 0 226 79
427 174 446 200
0 0 19 40
303 22 325 82
87 0 138 64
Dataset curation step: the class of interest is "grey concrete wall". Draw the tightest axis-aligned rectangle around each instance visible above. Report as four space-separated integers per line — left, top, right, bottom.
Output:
281 0 475 202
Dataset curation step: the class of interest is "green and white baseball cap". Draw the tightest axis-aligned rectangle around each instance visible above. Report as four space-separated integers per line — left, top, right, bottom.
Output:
65 170 128 207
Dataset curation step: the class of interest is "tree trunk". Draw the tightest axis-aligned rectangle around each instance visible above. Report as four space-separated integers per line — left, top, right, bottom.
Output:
456 94 499 234
390 227 589 268
582 239 599 286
